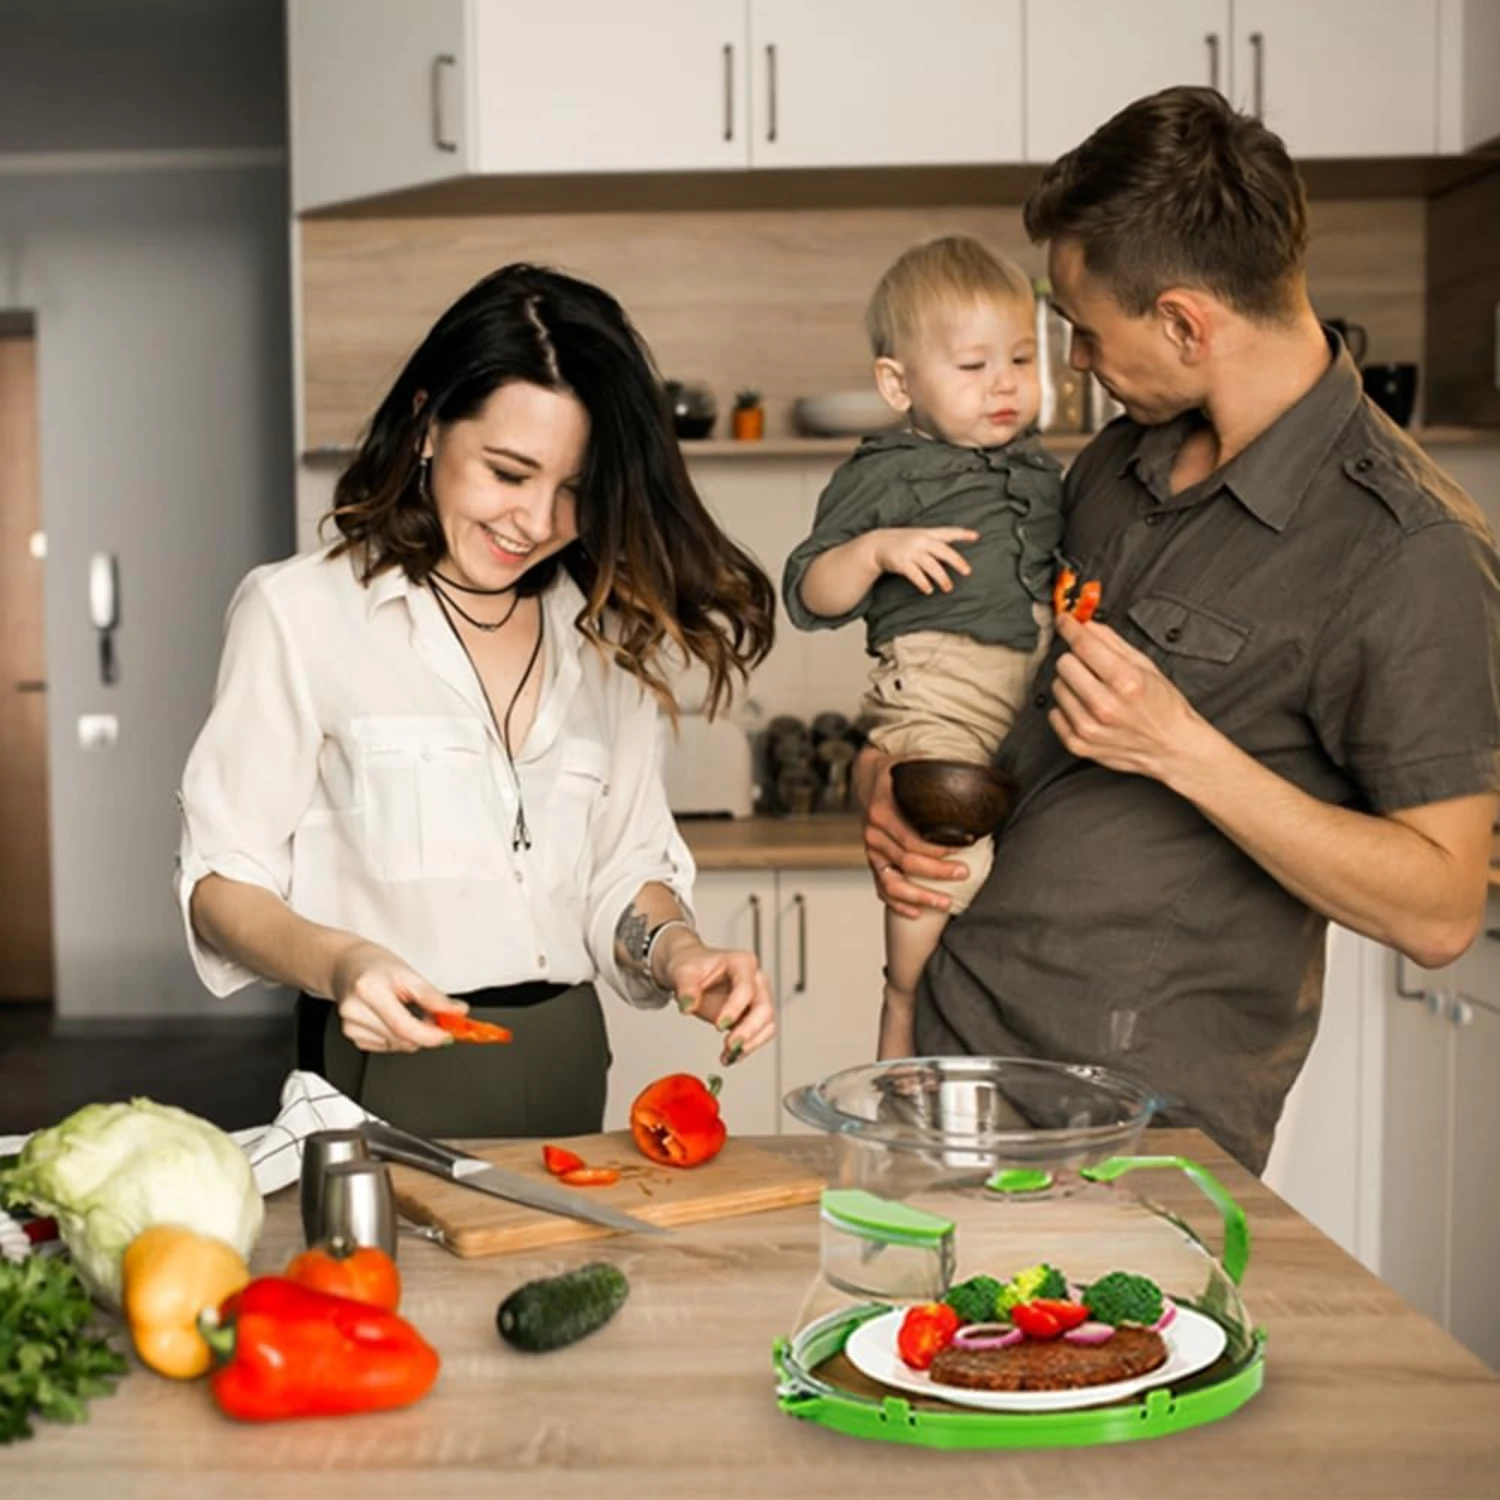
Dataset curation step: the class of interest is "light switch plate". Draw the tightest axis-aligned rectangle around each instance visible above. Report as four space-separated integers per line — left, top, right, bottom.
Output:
77 713 119 751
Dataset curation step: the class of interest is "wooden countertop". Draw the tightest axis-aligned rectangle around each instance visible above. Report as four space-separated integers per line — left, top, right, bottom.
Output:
13 1130 1499 1498
680 814 867 870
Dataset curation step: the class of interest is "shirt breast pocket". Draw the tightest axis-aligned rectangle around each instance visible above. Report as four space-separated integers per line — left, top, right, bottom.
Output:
540 742 610 896
1126 593 1252 703
350 715 504 882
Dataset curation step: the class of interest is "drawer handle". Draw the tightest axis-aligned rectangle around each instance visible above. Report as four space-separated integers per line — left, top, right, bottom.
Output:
792 892 806 993
1205 32 1220 93
747 892 762 964
431 54 458 153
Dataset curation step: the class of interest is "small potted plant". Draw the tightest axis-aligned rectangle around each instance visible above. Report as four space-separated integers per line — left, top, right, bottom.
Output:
732 389 765 441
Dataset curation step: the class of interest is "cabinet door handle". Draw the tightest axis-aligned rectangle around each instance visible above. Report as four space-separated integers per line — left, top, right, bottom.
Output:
1394 953 1431 1004
747 892 762 964
1248 31 1265 119
1452 998 1475 1028
792 892 806 993
14 680 46 693
1484 928 1500 943
431 54 458 153
765 43 778 143
1205 33 1220 93
722 43 734 141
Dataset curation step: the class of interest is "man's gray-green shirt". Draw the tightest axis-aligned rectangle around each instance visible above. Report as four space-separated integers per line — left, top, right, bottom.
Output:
915 343 1500 1173
782 429 1065 652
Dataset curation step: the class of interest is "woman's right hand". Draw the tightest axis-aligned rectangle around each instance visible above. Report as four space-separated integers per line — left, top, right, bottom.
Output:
327 939 469 1053
853 747 971 920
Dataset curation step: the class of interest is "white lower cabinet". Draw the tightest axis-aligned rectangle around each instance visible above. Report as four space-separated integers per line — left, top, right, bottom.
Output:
602 865 884 1137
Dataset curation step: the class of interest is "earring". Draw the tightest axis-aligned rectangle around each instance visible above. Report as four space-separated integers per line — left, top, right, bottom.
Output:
419 455 433 498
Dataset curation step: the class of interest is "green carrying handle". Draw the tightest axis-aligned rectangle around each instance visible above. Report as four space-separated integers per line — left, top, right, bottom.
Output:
1078 1155 1250 1286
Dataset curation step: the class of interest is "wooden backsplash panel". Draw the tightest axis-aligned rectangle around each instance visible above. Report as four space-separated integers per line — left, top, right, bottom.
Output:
301 198 1425 450
1425 168 1500 427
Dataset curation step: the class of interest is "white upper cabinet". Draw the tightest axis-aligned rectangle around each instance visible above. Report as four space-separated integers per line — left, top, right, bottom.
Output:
470 0 749 175
1025 1 1232 164
747 0 1024 169
289 0 471 212
1233 0 1440 157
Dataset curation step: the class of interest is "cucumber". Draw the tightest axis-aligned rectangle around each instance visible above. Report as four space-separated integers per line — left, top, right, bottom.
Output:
496 1262 629 1352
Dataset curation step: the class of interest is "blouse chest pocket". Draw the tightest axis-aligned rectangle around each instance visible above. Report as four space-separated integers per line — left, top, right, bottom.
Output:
1126 593 1252 703
538 741 610 895
350 715 505 882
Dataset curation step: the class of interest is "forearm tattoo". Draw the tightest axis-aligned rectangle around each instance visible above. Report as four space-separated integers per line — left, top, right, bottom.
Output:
615 902 652 981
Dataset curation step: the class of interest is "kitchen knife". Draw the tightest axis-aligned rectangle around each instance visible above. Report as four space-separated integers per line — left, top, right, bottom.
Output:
359 1120 668 1237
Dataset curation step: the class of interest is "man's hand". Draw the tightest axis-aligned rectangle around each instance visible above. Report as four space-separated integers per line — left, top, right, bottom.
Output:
1047 612 1217 780
853 747 970 918
869 527 979 595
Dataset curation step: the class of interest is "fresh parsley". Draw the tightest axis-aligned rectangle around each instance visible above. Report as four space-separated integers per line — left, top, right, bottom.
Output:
0 1255 128 1443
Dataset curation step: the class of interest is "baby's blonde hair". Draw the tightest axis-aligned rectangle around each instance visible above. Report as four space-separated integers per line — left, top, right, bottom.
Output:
866 235 1034 359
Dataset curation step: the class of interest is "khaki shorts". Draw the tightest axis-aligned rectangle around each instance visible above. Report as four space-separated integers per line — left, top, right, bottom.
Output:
863 605 1053 913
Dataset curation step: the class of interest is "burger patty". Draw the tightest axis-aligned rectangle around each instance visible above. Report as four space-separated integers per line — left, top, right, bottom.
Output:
928 1326 1169 1392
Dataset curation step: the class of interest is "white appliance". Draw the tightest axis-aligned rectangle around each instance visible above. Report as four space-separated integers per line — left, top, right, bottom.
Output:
663 711 755 819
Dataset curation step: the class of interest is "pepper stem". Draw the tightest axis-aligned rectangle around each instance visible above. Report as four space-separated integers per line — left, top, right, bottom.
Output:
196 1307 237 1364
706 1075 723 1099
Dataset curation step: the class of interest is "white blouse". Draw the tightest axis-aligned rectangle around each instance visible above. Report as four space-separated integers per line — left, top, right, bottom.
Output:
174 547 695 1006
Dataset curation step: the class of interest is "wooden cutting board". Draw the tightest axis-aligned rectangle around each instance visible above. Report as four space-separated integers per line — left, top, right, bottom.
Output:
388 1131 825 1257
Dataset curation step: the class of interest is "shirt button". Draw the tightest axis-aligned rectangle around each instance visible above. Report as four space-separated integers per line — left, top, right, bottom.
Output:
514 870 524 884
1144 512 1165 527
421 746 434 762
1354 456 1373 473
1165 626 1183 643
536 954 547 970
1034 692 1048 709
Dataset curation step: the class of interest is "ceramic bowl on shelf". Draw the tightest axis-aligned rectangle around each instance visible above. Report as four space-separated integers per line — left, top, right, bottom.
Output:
792 390 903 437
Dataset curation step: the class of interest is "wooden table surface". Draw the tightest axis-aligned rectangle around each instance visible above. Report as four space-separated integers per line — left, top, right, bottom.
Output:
9 1130 1499 1500
680 814 866 870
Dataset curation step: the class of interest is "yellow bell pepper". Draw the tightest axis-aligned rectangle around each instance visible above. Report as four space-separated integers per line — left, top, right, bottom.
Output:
121 1224 251 1378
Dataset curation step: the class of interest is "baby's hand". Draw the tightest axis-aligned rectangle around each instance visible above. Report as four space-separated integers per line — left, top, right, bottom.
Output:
869 527 978 595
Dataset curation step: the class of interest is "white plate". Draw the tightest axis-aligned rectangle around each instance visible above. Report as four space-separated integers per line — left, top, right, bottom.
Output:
844 1303 1228 1413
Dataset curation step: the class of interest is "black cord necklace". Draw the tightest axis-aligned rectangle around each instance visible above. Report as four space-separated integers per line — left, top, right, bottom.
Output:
429 576 522 633
430 588 546 851
431 567 518 597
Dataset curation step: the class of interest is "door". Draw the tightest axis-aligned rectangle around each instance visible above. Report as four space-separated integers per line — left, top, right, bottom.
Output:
1233 0 1439 157
471 0 749 174
602 871 781 1134
777 869 885 1133
1378 951 1452 1327
1448 994 1500 1370
1025 1 1231 163
748 0 1024 168
288 0 470 211
0 326 54 1001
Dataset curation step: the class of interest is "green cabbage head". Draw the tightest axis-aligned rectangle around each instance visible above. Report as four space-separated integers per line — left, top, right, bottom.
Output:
0 1098 263 1305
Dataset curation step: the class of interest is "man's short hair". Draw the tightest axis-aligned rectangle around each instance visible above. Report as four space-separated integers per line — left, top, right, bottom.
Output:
1023 86 1308 321
866 235 1034 359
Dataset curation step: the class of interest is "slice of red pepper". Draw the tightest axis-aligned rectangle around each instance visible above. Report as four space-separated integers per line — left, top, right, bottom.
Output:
1010 1301 1064 1340
431 1011 513 1045
542 1144 587 1176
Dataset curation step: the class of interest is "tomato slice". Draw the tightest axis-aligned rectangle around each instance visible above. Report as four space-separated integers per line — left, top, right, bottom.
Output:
558 1166 621 1188
431 1011 513 1044
542 1144 587 1176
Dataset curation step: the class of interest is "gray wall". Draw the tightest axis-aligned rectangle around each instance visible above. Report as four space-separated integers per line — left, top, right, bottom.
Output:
2 1 294 1018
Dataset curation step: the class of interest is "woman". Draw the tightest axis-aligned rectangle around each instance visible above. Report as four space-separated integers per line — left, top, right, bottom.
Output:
176 264 777 1137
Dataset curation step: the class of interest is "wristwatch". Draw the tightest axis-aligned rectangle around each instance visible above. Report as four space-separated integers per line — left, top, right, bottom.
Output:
642 917 694 988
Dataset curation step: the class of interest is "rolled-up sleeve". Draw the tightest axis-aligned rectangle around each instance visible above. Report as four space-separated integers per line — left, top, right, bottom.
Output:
173 572 322 995
582 683 697 1008
1308 519 1500 811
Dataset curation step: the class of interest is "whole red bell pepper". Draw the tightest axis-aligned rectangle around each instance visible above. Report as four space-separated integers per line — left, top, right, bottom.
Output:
199 1276 439 1422
629 1073 727 1168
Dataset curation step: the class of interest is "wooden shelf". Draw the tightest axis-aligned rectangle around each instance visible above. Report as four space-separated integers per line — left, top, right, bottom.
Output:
300 425 1499 468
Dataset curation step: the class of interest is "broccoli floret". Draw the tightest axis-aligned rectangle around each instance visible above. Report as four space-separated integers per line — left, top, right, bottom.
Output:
1083 1271 1165 1327
996 1262 1069 1311
943 1275 1005 1325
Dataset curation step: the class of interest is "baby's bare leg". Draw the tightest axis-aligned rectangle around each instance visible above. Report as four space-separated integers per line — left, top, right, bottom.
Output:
880 906 949 1060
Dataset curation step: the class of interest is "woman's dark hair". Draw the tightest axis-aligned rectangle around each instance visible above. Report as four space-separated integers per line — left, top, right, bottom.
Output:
1024 86 1308 321
325 263 774 718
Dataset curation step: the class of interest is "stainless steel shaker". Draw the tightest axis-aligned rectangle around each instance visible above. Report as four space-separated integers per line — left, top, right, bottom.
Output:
299 1127 370 1246
316 1160 399 1260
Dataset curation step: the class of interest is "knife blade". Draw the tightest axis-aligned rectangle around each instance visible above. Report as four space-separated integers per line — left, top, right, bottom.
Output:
360 1120 667 1237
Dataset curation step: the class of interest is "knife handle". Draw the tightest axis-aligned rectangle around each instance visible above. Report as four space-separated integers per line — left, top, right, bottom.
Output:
360 1120 468 1174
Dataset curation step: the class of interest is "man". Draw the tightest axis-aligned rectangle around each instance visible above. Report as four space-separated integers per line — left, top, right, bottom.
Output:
858 87 1500 1173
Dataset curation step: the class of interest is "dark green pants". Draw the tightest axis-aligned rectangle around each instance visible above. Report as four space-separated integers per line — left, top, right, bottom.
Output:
294 982 609 1138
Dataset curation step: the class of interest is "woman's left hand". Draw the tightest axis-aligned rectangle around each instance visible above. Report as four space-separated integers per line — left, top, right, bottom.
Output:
661 942 776 1067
